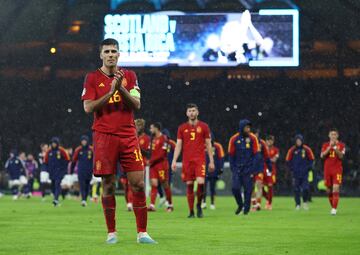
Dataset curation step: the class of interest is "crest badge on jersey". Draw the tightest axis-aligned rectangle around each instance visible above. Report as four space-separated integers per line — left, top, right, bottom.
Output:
196 127 202 133
96 160 102 171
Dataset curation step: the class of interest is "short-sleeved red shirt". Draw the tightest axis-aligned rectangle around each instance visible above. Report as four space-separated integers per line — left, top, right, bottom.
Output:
321 141 345 173
81 68 140 137
268 146 279 174
138 133 151 154
177 120 210 163
150 134 168 167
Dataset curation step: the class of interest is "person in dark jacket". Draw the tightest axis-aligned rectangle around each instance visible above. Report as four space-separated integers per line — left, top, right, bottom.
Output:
285 134 315 210
44 137 70 206
228 119 262 215
5 149 27 200
203 134 225 210
72 135 93 207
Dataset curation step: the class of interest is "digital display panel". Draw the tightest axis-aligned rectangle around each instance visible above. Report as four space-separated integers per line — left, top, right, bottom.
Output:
104 9 299 67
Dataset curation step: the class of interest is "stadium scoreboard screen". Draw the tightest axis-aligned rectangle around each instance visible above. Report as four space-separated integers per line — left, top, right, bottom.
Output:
104 10 299 67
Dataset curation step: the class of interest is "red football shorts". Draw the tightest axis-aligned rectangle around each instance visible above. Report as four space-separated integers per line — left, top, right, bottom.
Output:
264 174 276 185
324 169 342 187
181 160 206 182
150 161 169 182
254 173 264 182
93 131 144 176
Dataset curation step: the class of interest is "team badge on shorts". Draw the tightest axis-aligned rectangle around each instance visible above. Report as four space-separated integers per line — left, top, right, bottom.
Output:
96 160 102 171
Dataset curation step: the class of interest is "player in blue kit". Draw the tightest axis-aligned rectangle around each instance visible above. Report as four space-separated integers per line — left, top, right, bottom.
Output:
72 135 93 207
5 150 27 200
44 137 70 206
202 135 225 210
228 119 261 215
286 134 315 210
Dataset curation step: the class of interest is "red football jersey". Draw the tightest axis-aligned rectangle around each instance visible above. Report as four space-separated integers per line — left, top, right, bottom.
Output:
259 139 270 170
81 68 140 137
150 134 168 166
268 146 279 174
168 139 176 151
177 121 210 162
138 133 151 154
321 141 345 172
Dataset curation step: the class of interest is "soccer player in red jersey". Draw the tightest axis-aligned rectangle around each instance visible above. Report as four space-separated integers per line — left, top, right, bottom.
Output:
320 128 345 215
252 130 271 211
148 122 173 212
81 38 156 244
263 135 279 210
171 103 215 218
135 119 151 167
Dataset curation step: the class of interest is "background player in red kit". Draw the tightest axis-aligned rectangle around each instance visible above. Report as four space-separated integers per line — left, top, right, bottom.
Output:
148 122 173 212
320 128 345 215
81 38 156 244
171 103 215 218
252 130 271 211
135 119 151 167
263 135 279 210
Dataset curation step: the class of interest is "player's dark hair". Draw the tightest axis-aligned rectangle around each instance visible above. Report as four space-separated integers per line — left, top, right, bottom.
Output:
266 135 275 141
186 103 198 110
99 38 119 51
329 128 339 134
152 122 162 131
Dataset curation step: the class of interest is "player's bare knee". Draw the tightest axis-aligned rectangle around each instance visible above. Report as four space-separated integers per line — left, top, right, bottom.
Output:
102 176 115 195
131 180 145 192
197 178 205 184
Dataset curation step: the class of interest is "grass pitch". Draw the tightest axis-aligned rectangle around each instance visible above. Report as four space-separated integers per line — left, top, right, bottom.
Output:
0 195 359 255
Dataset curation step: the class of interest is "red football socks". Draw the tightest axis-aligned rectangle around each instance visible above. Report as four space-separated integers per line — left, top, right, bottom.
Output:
262 188 268 200
197 184 204 206
165 186 172 205
150 185 158 205
267 186 273 204
328 191 333 207
332 192 339 209
256 197 262 204
127 187 133 204
133 191 147 233
187 184 195 211
101 195 116 233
